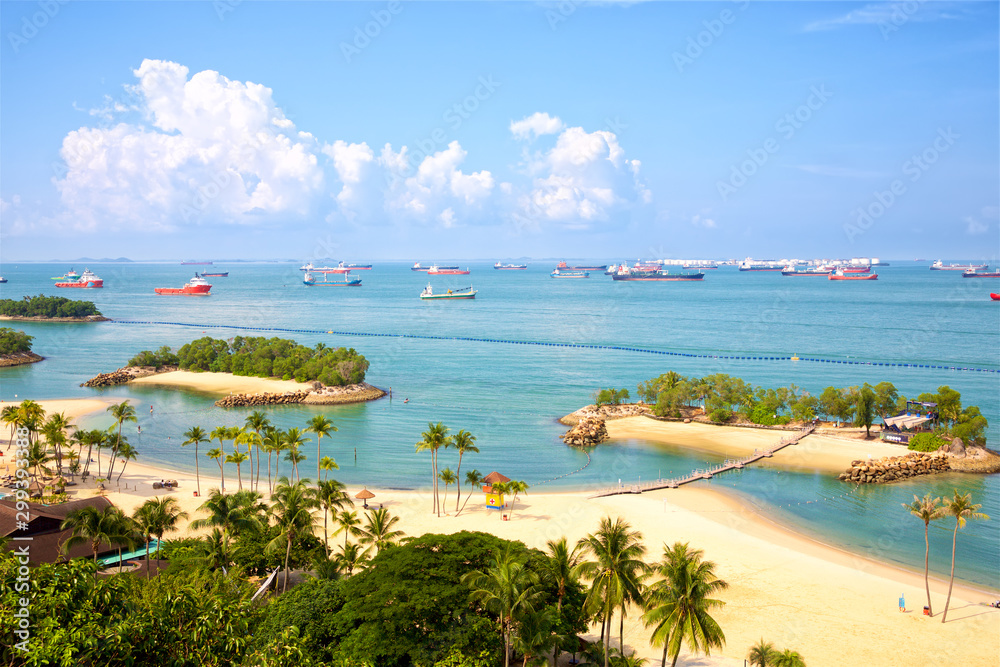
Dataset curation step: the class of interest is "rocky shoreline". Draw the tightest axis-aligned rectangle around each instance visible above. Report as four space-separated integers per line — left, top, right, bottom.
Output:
0 352 44 368
838 441 1000 484
0 315 109 323
82 366 176 387
559 403 651 426
560 417 610 447
216 383 386 408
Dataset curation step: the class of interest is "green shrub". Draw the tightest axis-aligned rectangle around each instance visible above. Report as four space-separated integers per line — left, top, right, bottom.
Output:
709 408 732 423
128 345 180 369
907 433 948 452
0 294 101 318
594 387 629 406
0 327 32 355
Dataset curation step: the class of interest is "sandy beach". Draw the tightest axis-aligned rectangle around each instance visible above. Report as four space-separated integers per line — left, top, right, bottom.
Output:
44 454 999 667
130 370 311 395
0 397 122 423
607 416 911 474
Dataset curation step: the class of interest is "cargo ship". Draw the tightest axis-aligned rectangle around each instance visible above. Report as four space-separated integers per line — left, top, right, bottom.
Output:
55 268 103 288
181 261 212 265
155 274 212 295
300 262 350 273
341 262 372 270
494 262 527 270
420 284 477 300
550 269 589 278
781 265 831 276
611 266 704 281
427 265 470 275
930 260 987 271
303 272 361 286
829 270 877 281
412 262 460 272
738 259 783 271
556 261 607 271
201 271 229 277
963 267 1000 278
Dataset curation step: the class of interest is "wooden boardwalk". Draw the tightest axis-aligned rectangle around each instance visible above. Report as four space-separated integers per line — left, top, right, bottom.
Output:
589 424 816 498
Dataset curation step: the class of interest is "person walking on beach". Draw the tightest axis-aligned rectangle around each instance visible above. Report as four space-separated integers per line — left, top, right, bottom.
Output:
899 593 905 612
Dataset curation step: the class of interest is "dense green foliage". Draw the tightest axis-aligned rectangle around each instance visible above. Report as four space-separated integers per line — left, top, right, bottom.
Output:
594 388 630 406
908 433 949 452
128 345 180 369
0 294 102 318
0 327 33 354
176 336 368 385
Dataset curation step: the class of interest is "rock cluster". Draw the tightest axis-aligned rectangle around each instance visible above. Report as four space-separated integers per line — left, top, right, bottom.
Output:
302 383 387 405
561 417 609 447
0 352 43 368
215 391 310 407
560 403 650 426
838 452 950 484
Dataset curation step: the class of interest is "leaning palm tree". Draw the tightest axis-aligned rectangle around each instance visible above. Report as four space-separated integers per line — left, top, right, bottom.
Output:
505 480 530 520
182 426 209 497
60 504 123 570
940 490 990 622
771 648 806 667
359 507 405 555
266 477 318 593
462 545 544 667
115 442 138 484
306 415 337 487
334 509 363 549
106 401 136 479
748 638 777 667
206 448 225 491
132 496 188 577
439 467 457 514
415 422 452 516
903 493 945 616
642 541 729 667
575 517 649 667
451 429 479 512
458 469 484 516
316 478 349 555
245 411 271 491
1 404 19 447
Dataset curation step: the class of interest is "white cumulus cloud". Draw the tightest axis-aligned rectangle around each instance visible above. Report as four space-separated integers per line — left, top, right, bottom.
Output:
510 112 565 141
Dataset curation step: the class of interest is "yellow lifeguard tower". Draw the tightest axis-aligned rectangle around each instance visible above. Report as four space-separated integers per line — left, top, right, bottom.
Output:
481 471 510 511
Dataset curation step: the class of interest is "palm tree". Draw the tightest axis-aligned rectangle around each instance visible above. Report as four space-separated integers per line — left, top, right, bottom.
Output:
575 517 649 667
182 426 209 497
267 477 318 593
206 448 225 491
332 541 371 576
132 497 188 577
506 480 529 520
941 490 990 622
359 507 404 555
106 401 136 479
226 449 249 491
42 412 72 476
319 456 339 481
60 504 123 570
245 411 271 491
262 427 283 493
115 442 138 484
415 422 452 516
458 469 484 515
26 439 52 482
903 493 945 616
452 429 479 512
210 425 230 462
463 545 544 667
316 479 349 555
284 428 308 482
748 638 777 667
642 541 728 667
334 509 363 549
439 467 457 514
544 537 584 665
191 487 264 549
512 606 560 667
306 415 337 487
771 649 806 667
16 399 45 445
1 404 19 447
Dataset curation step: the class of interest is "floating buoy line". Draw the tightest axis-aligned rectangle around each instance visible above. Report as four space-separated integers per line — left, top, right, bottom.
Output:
109 320 999 373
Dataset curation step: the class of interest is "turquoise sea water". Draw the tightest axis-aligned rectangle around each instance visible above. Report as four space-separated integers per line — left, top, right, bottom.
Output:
1 261 997 589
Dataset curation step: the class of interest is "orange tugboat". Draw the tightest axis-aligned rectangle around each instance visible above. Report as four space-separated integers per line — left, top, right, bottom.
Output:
155 274 212 295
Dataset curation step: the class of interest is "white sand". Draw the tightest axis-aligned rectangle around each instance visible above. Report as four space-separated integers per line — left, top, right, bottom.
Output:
130 370 310 394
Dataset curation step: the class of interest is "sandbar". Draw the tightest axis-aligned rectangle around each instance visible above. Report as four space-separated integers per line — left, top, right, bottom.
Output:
129 370 310 395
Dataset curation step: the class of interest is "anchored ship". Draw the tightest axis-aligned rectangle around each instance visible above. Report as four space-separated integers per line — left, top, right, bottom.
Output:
55 268 103 288
419 284 477 300
155 273 212 295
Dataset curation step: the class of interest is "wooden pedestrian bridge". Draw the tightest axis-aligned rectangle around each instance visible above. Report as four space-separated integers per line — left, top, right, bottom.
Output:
589 424 816 498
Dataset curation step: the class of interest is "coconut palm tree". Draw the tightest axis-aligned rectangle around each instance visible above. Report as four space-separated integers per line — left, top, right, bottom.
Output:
415 422 452 516
543 537 584 665
1 404 19 447
182 426 209 497
332 541 371 576
771 649 806 667
748 638 777 667
903 493 945 616
512 606 560 667
316 478 349 555
266 477 318 593
462 545 544 667
306 415 337 487
132 496 188 577
42 412 72 476
359 507 404 555
115 442 138 484
505 480 530 520
191 487 264 545
642 541 729 667
16 399 45 445
210 425 231 462
206 448 225 491
245 411 271 491
284 446 306 483
319 456 339 481
575 517 649 667
439 467 457 514
26 439 52 482
226 449 249 491
458 469 484 515
60 504 124 571
261 427 283 493
451 429 478 512
283 428 308 481
941 490 990 622
334 509 363 549
200 527 233 571
106 401 136 479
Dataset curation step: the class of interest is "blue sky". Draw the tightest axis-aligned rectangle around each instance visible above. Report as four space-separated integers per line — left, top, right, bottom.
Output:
1 1 997 261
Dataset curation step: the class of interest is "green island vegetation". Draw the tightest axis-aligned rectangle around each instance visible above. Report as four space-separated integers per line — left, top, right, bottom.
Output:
0 327 33 355
594 387 631 406
0 294 102 318
633 372 988 445
2 402 989 665
127 336 369 385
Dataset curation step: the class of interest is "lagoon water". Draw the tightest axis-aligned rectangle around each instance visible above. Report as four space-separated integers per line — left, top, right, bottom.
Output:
1 261 997 588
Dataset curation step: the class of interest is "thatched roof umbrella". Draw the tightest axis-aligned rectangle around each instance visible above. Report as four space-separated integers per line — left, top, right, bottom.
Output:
355 488 375 509
28 480 45 498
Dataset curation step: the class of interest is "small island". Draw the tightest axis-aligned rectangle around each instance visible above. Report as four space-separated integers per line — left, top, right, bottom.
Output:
0 294 108 322
0 327 43 367
83 335 386 406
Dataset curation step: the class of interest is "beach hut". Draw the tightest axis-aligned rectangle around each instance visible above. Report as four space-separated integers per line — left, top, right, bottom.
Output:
481 471 510 511
28 481 45 498
355 488 375 509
